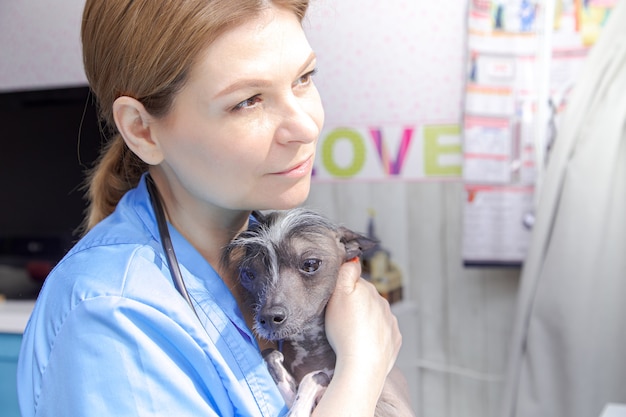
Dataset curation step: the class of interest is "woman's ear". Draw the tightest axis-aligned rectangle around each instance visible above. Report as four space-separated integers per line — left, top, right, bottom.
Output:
112 96 164 165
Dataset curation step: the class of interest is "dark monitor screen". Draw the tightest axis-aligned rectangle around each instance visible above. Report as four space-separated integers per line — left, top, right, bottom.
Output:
0 86 103 266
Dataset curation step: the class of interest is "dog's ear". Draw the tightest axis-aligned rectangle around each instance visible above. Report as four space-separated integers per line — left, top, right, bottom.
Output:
339 227 378 261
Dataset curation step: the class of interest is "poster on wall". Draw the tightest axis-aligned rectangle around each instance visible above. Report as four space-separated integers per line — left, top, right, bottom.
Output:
312 124 462 181
461 0 617 266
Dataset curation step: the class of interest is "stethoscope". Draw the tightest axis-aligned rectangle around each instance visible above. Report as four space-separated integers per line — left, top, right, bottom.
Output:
145 174 200 319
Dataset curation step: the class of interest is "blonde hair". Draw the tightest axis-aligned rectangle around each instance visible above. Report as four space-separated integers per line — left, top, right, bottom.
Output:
80 0 309 232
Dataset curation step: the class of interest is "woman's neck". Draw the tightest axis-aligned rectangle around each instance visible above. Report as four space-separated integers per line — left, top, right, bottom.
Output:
149 170 250 266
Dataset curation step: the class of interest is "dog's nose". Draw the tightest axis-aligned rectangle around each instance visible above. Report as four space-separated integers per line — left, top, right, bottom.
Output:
259 306 287 327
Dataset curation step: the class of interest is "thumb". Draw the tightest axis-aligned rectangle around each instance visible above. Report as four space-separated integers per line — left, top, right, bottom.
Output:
334 257 362 295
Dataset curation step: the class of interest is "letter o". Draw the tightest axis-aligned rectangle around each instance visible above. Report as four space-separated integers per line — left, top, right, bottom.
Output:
321 129 366 178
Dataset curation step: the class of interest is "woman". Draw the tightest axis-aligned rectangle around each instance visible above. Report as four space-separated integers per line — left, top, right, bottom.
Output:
17 1 403 416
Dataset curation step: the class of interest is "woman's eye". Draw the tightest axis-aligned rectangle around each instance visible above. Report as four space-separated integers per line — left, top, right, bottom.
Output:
233 94 262 111
300 258 322 273
294 68 318 88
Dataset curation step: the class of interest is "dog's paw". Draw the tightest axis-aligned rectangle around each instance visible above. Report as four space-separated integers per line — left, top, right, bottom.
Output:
263 349 297 407
308 371 330 388
287 370 331 416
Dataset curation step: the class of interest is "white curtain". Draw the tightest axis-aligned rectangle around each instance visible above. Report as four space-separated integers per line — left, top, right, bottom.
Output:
501 2 626 416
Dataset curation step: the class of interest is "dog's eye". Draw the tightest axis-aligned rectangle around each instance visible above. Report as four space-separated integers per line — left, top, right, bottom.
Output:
301 258 322 273
239 267 256 283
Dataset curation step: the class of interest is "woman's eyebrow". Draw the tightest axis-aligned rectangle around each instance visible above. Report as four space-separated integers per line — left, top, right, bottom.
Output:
296 51 317 75
213 51 317 99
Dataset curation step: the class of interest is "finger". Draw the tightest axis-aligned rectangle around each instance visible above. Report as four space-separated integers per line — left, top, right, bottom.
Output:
333 257 362 294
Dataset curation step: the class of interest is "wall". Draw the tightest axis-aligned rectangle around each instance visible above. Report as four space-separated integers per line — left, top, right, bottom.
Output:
0 1 521 417
0 0 87 91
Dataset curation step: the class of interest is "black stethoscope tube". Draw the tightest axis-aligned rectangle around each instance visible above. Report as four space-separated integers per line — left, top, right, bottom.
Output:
146 174 200 319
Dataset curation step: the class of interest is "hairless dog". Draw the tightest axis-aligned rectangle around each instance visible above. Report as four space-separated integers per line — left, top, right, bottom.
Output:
222 208 415 416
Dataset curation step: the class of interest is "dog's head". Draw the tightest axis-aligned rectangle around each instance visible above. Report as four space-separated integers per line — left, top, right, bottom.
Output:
221 208 377 341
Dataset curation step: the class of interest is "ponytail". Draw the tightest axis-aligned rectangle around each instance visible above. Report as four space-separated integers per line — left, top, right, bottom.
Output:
80 134 147 234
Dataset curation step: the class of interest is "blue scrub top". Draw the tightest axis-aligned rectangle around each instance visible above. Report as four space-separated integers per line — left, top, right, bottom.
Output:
17 174 287 417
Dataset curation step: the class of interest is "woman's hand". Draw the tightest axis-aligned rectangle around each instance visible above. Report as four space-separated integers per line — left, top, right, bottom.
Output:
312 258 402 416
326 258 401 373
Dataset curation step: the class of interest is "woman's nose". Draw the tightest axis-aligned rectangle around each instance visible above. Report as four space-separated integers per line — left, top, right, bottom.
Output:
273 93 324 145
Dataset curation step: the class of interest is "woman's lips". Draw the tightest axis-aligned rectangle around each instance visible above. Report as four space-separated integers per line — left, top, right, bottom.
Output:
273 155 313 177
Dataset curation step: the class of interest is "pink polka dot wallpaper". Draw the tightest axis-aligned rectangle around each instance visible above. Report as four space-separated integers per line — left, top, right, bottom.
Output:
305 0 467 126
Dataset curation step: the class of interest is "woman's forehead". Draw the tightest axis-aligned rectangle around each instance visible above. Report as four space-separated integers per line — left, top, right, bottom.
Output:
185 7 313 99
